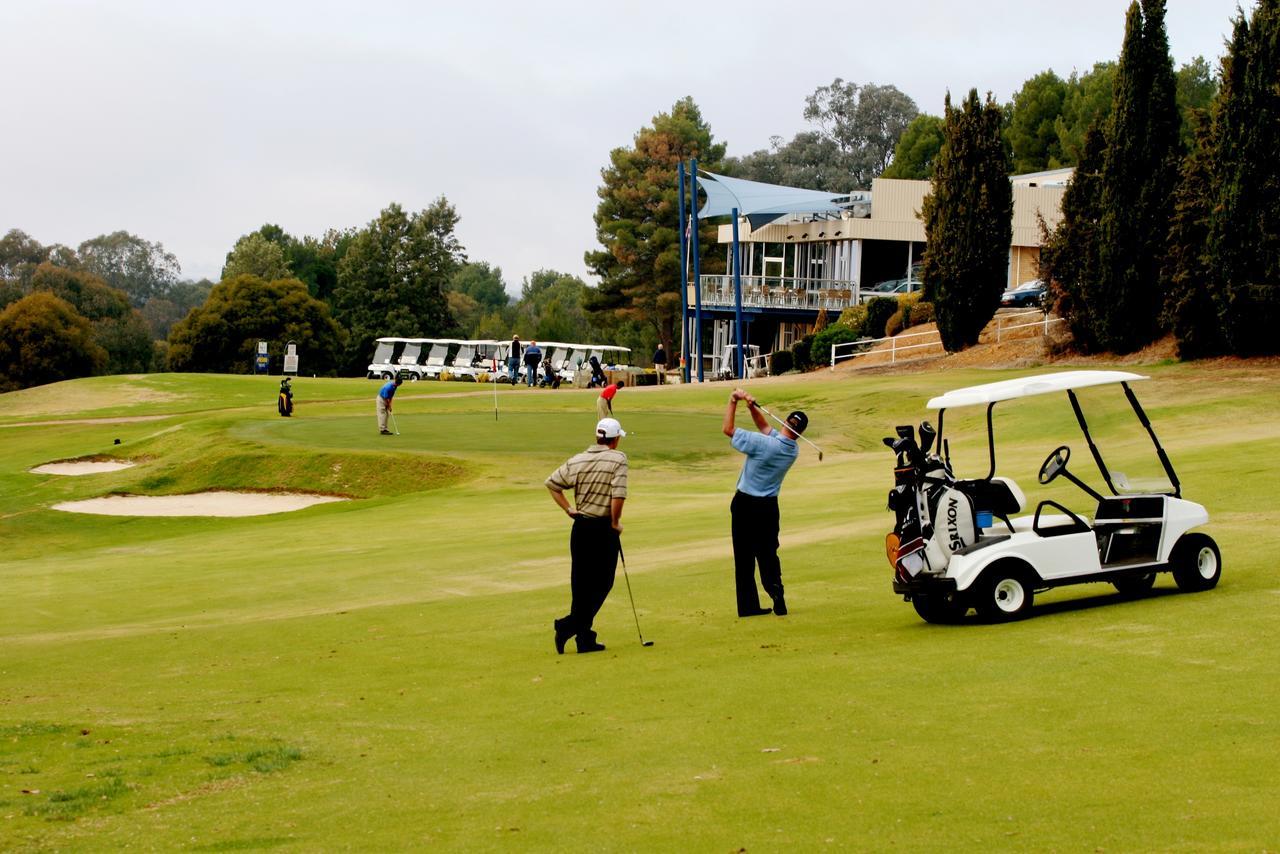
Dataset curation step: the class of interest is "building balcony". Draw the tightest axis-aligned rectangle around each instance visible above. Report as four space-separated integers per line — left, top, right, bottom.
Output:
690 275 864 312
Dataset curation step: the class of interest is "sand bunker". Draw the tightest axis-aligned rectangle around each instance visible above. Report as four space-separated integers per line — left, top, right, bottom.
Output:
32 460 136 475
52 491 346 517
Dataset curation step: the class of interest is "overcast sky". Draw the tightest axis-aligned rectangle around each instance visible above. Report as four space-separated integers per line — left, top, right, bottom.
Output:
0 1 1251 295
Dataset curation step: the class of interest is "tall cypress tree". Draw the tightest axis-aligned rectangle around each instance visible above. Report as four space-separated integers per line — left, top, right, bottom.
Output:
1091 0 1182 353
920 89 1013 352
1040 125 1107 351
1163 113 1223 358
1207 0 1280 353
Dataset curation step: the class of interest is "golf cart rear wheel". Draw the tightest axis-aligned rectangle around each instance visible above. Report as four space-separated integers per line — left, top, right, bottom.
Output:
1171 533 1221 592
1113 571 1157 597
975 565 1035 622
911 593 967 624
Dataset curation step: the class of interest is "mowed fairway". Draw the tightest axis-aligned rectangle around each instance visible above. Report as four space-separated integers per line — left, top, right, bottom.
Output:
2 365 1278 850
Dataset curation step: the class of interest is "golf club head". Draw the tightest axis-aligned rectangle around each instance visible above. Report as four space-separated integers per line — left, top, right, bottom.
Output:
918 420 936 455
642 641 654 647
896 424 916 443
882 437 897 448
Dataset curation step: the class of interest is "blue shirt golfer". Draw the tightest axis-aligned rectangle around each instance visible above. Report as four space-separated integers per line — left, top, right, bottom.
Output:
377 376 401 434
722 388 807 617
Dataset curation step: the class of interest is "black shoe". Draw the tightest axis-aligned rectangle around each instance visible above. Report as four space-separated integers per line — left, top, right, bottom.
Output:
738 607 772 617
380 430 391 435
577 641 606 653
771 595 788 616
554 619 572 655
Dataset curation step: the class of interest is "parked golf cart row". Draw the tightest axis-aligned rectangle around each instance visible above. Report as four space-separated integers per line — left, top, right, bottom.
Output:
884 370 1221 624
365 337 631 383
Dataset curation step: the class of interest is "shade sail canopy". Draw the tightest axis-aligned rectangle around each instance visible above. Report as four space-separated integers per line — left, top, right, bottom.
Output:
696 171 863 224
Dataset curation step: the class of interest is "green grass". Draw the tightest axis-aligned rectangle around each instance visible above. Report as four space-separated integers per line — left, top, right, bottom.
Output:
2 366 1278 850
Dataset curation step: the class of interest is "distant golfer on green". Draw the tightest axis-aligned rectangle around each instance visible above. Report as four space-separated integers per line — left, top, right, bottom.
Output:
722 388 807 617
546 417 628 654
376 375 402 434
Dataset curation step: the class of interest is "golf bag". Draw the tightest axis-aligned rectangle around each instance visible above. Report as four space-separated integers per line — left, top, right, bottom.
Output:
587 356 607 388
884 424 976 581
277 380 294 417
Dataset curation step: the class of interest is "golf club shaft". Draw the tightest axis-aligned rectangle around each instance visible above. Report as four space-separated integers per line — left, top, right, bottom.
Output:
618 543 649 645
390 410 400 435
749 401 824 459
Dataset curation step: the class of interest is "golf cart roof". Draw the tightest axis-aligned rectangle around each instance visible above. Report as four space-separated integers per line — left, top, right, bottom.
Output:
927 371 1148 410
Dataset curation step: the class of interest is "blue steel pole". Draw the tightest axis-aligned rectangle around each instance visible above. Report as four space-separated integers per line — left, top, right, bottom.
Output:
690 160 704 382
731 208 745 380
677 161 689 384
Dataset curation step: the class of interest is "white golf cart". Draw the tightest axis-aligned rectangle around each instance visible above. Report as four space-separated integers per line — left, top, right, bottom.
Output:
885 371 1221 623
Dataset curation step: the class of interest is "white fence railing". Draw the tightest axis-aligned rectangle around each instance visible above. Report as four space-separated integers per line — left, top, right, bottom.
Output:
829 311 1064 367
830 329 944 367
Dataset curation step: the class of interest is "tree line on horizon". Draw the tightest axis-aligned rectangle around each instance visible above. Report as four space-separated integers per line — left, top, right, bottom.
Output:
3 0 1274 392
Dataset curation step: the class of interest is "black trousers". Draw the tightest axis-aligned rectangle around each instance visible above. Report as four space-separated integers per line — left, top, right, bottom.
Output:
562 515 619 641
731 491 783 614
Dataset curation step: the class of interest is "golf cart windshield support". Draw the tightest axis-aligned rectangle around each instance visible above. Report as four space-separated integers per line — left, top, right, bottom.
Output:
934 402 997 481
1122 381 1182 498
1067 384 1182 499
1067 389 1118 496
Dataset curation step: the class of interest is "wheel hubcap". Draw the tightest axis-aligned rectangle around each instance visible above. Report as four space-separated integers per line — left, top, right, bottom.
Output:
1197 547 1218 580
993 578 1025 612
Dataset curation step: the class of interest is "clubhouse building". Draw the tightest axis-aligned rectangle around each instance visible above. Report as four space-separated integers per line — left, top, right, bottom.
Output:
684 168 1071 374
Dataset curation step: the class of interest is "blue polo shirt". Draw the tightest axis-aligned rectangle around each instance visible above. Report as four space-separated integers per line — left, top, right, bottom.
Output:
732 428 799 497
378 380 398 400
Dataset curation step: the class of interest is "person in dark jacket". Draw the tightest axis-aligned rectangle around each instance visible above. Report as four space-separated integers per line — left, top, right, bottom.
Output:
653 345 667 385
523 340 543 387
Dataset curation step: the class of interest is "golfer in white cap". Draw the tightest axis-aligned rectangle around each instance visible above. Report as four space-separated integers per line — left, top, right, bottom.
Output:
545 418 629 654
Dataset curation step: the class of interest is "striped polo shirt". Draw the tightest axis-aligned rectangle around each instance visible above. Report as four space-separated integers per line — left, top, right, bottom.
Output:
545 445 629 518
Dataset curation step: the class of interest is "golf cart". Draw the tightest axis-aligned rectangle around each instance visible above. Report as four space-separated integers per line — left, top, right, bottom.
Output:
884 371 1221 623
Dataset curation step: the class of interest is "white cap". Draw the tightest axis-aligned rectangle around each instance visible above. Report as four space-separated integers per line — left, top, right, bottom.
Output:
596 417 626 439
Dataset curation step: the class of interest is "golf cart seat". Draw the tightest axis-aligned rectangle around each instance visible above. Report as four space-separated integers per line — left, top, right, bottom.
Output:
954 476 1025 516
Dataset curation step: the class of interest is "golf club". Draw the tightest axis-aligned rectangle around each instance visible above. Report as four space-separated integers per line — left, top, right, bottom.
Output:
617 543 654 647
748 401 824 460
389 410 400 436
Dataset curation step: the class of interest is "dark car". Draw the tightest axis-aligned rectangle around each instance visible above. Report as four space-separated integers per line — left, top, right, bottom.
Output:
1000 280 1045 308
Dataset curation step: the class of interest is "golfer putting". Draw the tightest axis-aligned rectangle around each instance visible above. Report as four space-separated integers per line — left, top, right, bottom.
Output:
546 417 629 654
723 389 808 617
376 375 401 435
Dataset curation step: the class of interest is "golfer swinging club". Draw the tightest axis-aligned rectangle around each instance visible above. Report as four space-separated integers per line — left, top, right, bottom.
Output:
546 417 629 654
722 388 808 617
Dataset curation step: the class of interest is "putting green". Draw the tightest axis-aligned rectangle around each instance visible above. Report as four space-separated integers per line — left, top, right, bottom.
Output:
1 366 1277 850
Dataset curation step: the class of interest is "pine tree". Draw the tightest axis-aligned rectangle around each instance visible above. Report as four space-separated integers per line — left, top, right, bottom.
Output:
920 89 1013 352
585 97 726 360
1091 0 1182 352
1207 0 1280 353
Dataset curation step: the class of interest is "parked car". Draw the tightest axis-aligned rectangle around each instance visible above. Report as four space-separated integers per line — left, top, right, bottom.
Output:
1000 280 1046 308
861 277 922 303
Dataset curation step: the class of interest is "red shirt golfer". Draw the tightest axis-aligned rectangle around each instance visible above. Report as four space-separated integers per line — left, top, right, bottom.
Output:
596 380 624 420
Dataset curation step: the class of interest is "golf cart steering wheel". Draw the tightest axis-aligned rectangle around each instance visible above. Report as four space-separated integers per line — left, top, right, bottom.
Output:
1039 445 1071 485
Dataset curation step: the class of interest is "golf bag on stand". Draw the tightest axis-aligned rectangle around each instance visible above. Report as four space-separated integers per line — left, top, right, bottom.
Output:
278 378 294 417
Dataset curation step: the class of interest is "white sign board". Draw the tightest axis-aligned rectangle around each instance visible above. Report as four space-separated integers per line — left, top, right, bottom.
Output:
286 343 297 356
257 341 269 355
283 355 299 374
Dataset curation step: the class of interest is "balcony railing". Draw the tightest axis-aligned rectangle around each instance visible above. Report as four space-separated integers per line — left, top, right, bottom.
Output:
692 275 863 311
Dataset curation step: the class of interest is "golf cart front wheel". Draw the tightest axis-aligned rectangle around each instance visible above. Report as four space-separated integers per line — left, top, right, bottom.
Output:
975 565 1035 622
1113 571 1157 597
1171 533 1221 592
